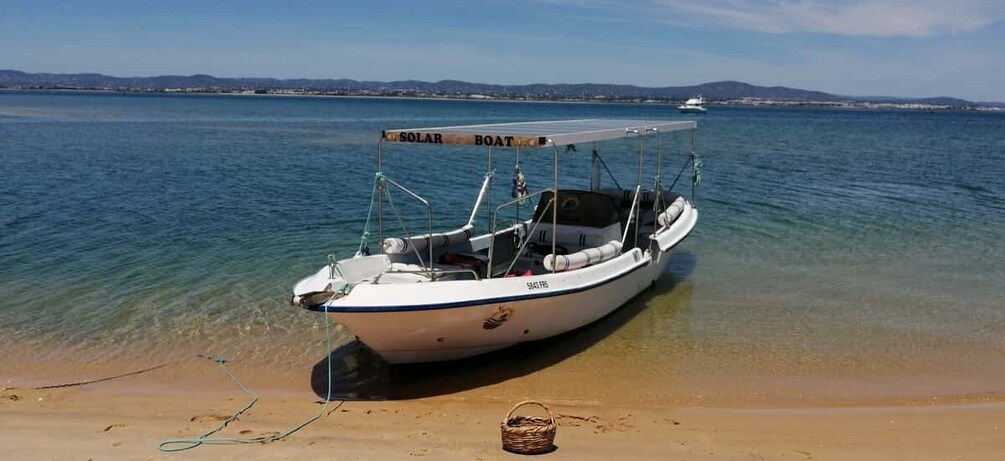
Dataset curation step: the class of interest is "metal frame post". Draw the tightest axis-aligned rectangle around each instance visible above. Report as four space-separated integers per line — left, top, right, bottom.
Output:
690 129 697 203
514 146 521 221
486 146 493 231
377 138 384 251
551 141 558 273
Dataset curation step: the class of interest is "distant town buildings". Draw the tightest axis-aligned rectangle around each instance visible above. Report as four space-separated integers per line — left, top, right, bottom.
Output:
3 82 1000 112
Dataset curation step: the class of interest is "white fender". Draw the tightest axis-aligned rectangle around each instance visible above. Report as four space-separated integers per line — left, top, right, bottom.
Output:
383 225 473 255
656 196 687 227
544 240 623 272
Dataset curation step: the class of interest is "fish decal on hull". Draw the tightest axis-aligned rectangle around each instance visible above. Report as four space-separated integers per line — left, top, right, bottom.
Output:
483 306 514 330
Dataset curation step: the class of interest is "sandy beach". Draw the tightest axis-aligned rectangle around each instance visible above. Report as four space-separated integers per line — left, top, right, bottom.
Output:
2 353 1003 461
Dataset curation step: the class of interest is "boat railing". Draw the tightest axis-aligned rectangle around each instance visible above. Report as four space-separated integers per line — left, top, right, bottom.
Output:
621 185 642 250
327 253 344 280
499 197 555 278
467 171 494 227
379 175 435 274
371 267 480 284
488 188 554 279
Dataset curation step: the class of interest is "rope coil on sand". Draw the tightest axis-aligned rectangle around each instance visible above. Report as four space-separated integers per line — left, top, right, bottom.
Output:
156 314 339 452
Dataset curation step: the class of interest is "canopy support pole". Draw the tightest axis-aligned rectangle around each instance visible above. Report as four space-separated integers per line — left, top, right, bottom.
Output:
515 146 521 221
551 141 559 273
627 129 643 250
376 138 384 252
590 142 600 192
649 127 662 242
486 146 493 232
690 129 696 203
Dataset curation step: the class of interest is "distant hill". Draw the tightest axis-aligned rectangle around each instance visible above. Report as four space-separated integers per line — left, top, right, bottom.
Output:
848 95 974 105
0 70 843 101
0 69 986 105
0 70 365 92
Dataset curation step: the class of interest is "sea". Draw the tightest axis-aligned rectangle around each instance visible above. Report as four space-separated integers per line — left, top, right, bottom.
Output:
1 91 1003 406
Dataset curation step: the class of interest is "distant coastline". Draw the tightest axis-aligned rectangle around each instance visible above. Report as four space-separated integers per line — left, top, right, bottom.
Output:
3 87 1000 113
2 69 1002 112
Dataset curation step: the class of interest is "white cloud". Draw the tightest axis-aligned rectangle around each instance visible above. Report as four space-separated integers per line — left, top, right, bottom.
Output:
562 0 1004 37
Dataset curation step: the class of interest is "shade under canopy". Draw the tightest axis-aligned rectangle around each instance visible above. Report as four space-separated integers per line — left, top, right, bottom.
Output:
382 119 697 148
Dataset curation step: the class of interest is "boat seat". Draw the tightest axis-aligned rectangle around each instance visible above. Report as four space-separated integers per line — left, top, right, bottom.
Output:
336 254 392 284
532 190 621 229
599 187 681 209
527 190 622 252
527 223 621 254
600 187 662 206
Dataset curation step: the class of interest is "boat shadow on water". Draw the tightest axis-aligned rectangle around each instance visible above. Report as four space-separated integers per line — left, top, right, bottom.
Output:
309 251 696 401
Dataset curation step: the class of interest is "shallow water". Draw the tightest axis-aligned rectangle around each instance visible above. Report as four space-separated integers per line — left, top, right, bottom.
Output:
2 92 1003 404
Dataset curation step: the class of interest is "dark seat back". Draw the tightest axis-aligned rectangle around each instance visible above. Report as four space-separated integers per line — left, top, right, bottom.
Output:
532 190 620 229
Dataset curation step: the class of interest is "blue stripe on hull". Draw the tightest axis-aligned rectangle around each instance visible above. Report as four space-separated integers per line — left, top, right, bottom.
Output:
308 230 689 314
311 258 651 314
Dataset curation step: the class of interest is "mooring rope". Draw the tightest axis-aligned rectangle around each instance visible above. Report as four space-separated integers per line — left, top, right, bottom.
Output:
33 360 185 390
667 155 694 192
593 149 623 190
356 174 381 256
156 314 339 452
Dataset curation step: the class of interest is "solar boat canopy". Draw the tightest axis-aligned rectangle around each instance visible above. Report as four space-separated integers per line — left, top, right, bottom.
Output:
382 119 697 148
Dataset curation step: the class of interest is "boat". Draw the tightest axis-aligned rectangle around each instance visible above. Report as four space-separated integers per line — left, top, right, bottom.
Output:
678 95 707 114
291 119 701 364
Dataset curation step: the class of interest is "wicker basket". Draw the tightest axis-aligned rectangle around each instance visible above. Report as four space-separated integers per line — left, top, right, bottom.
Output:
500 400 557 454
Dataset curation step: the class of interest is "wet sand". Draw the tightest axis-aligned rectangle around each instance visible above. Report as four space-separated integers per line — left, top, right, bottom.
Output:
2 376 1003 460
3 344 1004 460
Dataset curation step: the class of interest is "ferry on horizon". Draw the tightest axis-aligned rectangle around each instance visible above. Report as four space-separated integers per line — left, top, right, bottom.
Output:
678 95 708 114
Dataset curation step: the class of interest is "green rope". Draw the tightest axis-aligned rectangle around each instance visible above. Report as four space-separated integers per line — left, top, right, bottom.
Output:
357 174 381 256
157 314 338 452
691 152 702 203
692 153 703 187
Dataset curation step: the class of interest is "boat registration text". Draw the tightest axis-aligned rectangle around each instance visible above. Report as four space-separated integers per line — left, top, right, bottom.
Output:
526 281 549 290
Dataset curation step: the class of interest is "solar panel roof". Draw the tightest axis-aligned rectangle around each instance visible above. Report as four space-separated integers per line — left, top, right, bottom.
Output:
382 119 696 148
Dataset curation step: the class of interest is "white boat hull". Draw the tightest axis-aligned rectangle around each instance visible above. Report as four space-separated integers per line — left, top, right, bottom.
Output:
678 105 707 114
310 203 698 364
330 250 663 363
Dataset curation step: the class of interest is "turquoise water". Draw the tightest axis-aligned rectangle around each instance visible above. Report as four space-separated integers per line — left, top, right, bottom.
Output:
2 92 1004 402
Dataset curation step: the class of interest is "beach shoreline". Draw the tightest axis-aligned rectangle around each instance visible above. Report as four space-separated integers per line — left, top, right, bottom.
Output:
3 358 1002 461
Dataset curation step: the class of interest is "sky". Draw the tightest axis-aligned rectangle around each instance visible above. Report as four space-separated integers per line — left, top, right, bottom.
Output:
2 0 1004 101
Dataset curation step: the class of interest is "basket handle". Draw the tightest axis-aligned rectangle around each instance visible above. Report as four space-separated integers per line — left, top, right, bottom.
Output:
503 400 555 425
